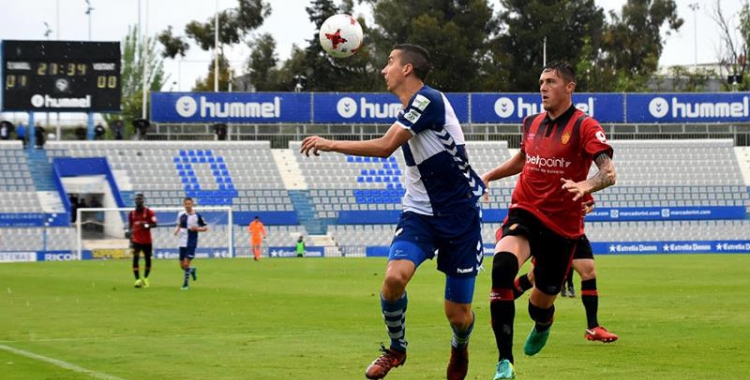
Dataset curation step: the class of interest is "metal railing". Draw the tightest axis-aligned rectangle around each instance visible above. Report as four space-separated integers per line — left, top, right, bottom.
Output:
144 122 750 148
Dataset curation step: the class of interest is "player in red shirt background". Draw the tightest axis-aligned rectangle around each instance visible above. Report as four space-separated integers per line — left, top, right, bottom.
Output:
481 62 617 379
128 194 157 288
512 195 619 343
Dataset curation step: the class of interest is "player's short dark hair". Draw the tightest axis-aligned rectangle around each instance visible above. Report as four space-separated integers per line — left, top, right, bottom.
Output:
543 62 576 83
254 215 259 219
393 44 432 81
183 197 194 203
135 193 144 199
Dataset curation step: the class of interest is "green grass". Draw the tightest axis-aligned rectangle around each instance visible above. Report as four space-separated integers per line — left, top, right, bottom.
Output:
1 255 749 380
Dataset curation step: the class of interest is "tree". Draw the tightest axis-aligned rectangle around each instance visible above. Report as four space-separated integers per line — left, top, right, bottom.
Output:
246 33 279 91
661 66 714 92
711 0 749 91
597 0 683 91
104 25 166 137
192 55 234 92
157 0 271 91
496 0 605 91
367 0 498 91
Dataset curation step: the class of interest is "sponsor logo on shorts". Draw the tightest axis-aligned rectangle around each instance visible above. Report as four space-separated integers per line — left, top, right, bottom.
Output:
456 267 474 274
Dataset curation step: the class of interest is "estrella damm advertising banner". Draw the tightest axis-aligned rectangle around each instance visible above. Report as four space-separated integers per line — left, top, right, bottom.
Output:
625 93 750 123
470 93 625 124
150 92 312 123
312 93 469 124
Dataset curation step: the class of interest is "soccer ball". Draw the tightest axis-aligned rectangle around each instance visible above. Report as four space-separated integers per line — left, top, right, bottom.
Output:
319 14 364 58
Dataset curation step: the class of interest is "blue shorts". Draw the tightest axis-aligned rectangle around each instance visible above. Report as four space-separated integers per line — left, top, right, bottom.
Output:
390 205 483 279
179 246 196 261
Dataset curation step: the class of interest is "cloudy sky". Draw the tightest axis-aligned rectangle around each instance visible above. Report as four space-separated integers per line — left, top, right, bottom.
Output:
0 0 744 92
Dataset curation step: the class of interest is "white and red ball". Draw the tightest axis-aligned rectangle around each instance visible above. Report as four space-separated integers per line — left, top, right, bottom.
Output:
319 14 364 58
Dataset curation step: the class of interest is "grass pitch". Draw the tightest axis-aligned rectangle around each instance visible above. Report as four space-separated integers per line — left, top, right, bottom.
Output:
1 254 749 380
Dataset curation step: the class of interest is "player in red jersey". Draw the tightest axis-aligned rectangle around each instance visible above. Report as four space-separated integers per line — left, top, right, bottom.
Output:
481 62 617 379
128 194 157 288
513 196 619 343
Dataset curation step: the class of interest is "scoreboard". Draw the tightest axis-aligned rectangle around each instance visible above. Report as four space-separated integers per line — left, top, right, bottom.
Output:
1 40 121 112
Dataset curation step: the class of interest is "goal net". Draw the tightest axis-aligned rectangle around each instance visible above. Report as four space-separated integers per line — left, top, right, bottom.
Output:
76 206 234 260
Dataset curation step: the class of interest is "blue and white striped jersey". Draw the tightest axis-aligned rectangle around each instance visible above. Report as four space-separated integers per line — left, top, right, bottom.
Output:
395 85 485 216
176 211 206 248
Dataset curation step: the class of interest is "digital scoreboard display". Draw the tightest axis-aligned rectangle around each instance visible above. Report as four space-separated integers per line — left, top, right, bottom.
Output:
1 40 121 112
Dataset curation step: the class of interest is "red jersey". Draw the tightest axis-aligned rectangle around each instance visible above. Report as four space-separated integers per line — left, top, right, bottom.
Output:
510 106 612 239
129 207 157 244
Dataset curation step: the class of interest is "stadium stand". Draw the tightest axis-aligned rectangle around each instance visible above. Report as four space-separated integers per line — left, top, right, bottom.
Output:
1 138 750 257
0 141 40 210
46 141 293 211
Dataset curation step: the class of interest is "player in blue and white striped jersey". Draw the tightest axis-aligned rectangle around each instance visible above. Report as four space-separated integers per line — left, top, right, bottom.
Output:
173 197 208 290
301 44 485 380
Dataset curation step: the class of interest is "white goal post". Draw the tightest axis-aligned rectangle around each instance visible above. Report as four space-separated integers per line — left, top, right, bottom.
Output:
76 206 234 260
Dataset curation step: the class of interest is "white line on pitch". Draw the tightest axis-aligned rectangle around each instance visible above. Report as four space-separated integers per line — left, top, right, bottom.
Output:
0 343 127 380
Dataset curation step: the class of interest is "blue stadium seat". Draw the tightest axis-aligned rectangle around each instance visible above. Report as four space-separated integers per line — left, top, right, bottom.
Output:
205 150 213 156
190 157 198 163
196 150 204 156
179 150 187 157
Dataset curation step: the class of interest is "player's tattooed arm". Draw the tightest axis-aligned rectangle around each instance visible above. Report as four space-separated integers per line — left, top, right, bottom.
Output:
561 153 616 201
587 153 616 193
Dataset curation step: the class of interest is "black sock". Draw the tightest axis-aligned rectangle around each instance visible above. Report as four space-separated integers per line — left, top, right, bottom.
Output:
132 256 140 279
144 255 152 278
581 279 599 329
565 267 574 288
513 273 533 299
528 302 555 332
490 252 519 363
